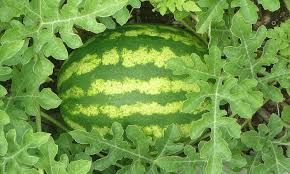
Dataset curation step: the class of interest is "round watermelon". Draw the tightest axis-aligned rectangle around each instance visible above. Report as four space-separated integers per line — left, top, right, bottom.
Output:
57 24 207 137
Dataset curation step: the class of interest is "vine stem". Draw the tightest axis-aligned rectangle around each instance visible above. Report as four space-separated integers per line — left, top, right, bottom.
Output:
36 108 42 132
179 19 208 46
248 120 255 130
36 109 43 174
188 130 211 146
241 119 250 128
40 111 70 132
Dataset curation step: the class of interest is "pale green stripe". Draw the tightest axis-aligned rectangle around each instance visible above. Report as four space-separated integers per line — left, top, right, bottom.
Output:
108 28 194 45
64 101 183 118
58 48 120 87
60 77 199 100
121 46 184 68
58 46 193 87
58 54 101 87
141 123 191 138
87 77 200 96
91 123 192 138
60 86 85 99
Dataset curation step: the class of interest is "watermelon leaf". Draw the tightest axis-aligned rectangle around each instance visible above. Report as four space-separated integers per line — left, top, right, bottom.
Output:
69 123 151 171
8 56 58 116
0 0 289 174
0 40 24 63
224 14 290 102
70 123 133 171
281 106 290 122
258 0 280 11
231 0 259 24
69 123 207 173
38 88 62 110
67 160 92 174
113 7 131 26
241 115 290 173
1 0 132 60
195 0 228 33
149 0 201 17
0 110 10 156
155 145 205 173
1 120 86 173
170 46 264 118
36 138 92 174
223 12 267 79
167 28 264 173
0 129 50 173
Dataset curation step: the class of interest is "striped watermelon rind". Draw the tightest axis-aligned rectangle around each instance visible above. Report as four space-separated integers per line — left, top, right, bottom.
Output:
58 24 207 137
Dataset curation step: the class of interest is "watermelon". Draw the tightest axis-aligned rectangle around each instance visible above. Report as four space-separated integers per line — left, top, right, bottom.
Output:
58 24 207 137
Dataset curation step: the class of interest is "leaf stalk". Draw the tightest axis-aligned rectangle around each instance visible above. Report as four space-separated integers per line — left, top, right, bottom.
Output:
40 111 70 132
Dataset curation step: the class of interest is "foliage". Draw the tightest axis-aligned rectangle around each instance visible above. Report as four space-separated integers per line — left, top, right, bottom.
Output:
69 123 206 173
241 114 290 173
149 0 201 19
0 0 289 174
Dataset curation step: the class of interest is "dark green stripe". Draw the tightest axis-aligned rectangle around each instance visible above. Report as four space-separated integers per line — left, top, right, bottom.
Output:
58 63 188 92
114 24 207 52
58 35 197 90
58 24 207 81
61 110 203 130
117 24 205 46
58 29 206 90
62 91 187 107
60 32 206 74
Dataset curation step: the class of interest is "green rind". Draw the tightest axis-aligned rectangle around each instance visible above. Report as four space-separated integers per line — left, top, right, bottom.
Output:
58 63 187 93
62 91 187 107
58 24 207 136
62 110 203 129
58 24 206 86
58 33 204 89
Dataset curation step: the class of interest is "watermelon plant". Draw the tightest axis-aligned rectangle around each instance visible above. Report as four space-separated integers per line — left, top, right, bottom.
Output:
0 0 289 174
